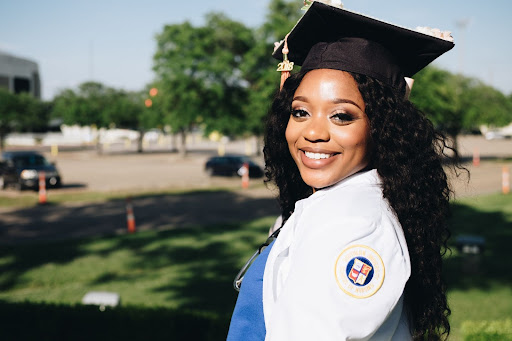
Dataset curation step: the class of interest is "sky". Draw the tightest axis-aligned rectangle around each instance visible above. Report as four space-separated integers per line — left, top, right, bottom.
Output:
1 0 511 100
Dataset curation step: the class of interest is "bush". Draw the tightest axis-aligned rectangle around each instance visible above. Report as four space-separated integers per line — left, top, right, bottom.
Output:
461 319 512 341
0 300 230 341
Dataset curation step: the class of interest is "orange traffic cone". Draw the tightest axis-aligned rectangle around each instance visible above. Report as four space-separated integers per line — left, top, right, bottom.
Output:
473 148 480 167
502 166 510 194
241 163 249 189
38 171 47 205
126 197 136 233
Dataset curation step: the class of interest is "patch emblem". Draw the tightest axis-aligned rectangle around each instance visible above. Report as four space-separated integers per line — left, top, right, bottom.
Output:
334 245 385 299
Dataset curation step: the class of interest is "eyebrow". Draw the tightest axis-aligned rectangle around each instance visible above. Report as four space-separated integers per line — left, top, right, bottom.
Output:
292 96 363 111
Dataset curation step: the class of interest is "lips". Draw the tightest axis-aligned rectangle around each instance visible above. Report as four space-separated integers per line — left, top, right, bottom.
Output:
299 148 340 169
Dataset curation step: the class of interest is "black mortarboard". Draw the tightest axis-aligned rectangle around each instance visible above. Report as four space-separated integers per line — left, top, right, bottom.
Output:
272 2 454 93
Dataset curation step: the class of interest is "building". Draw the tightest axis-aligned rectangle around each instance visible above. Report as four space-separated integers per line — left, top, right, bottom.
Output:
0 51 41 99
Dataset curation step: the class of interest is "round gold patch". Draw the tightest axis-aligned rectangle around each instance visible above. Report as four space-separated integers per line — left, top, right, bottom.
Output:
334 244 385 299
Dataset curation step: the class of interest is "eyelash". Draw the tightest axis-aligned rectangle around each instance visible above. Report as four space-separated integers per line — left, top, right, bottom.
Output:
290 109 355 123
291 109 309 118
331 113 354 123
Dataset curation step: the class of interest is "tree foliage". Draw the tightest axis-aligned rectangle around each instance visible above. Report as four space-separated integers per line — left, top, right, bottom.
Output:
153 13 254 144
52 82 145 130
0 89 50 150
242 0 303 137
459 79 512 129
411 67 460 136
411 66 512 141
51 82 152 152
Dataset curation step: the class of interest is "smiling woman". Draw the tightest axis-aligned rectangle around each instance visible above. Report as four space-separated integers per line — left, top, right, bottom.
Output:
227 2 457 341
286 69 371 189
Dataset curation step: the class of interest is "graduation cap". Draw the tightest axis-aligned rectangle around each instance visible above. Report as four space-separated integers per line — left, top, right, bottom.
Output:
273 1 454 94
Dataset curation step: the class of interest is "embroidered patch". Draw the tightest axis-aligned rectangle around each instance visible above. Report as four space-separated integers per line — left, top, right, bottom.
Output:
334 245 385 299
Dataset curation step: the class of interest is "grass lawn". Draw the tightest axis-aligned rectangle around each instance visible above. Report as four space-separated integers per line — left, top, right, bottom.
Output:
0 192 511 339
0 216 275 315
446 193 512 340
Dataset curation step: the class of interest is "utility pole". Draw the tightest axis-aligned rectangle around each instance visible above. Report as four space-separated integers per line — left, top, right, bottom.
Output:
455 19 470 75
89 40 95 81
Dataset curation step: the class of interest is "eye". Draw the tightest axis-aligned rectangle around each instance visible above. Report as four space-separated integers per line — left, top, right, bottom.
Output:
291 109 309 119
331 112 355 124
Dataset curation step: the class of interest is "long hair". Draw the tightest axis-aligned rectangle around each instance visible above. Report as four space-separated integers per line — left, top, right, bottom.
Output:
264 70 452 340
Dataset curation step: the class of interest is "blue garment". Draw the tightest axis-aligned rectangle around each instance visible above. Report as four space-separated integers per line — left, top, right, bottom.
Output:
227 242 274 341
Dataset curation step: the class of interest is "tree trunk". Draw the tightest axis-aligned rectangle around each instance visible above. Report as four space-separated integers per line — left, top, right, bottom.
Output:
96 136 103 155
0 131 5 152
446 125 461 161
170 133 178 153
138 130 145 153
179 129 187 157
255 135 263 156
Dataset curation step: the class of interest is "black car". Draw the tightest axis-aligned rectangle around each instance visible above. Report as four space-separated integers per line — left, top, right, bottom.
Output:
205 155 264 178
0 151 62 190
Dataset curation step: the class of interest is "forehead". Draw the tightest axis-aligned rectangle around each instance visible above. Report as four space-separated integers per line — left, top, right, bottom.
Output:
294 69 364 106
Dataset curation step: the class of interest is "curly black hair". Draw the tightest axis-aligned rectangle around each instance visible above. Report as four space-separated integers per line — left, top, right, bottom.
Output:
264 70 452 340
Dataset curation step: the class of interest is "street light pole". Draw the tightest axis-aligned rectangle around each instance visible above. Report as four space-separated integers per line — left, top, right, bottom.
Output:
455 18 470 75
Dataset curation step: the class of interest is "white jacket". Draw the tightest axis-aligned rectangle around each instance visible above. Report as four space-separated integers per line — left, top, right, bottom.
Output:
263 170 412 340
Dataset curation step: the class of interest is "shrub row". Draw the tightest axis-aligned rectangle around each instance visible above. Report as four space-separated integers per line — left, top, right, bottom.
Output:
0 300 230 341
461 319 512 341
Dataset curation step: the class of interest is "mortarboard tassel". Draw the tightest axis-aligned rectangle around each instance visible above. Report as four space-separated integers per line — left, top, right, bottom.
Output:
404 77 414 100
276 34 294 90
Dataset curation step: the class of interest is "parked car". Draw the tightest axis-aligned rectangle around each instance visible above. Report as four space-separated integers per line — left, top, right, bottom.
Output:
484 131 511 140
0 151 62 190
205 155 264 178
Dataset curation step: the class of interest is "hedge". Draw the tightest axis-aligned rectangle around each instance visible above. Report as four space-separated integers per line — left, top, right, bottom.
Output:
0 300 230 341
461 319 512 341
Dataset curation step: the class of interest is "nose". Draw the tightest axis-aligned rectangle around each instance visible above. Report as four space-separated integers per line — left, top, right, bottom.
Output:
303 116 330 142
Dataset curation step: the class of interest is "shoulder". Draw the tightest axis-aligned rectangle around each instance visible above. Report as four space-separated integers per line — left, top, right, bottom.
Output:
319 180 383 220
298 170 393 237
263 171 411 339
291 170 410 293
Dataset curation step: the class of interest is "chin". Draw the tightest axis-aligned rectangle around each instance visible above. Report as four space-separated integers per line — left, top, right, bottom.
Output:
300 167 366 190
301 175 338 190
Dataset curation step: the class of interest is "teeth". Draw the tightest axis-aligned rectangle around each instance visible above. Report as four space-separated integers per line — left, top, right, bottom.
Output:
304 151 333 160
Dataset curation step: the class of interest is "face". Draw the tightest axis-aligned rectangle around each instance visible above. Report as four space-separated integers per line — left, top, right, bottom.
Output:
285 69 372 189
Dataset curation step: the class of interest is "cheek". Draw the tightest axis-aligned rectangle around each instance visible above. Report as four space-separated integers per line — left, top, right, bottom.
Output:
334 128 367 148
354 129 372 162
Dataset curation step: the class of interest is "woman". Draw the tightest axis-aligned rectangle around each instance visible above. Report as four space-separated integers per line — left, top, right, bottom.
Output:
228 2 455 340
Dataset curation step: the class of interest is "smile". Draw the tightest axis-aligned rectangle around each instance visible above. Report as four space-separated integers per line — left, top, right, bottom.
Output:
299 149 340 169
304 151 335 160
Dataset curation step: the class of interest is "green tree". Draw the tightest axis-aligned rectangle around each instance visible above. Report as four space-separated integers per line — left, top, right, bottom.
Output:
103 88 149 152
411 66 459 134
0 89 49 150
52 82 109 128
412 66 512 151
0 89 20 150
459 79 512 129
52 82 150 152
153 13 254 156
242 0 302 151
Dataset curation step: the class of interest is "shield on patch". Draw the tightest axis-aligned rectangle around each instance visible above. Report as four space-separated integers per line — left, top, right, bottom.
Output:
347 257 373 286
335 245 385 298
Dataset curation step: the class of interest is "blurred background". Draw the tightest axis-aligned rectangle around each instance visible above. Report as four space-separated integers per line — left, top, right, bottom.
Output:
0 1 511 340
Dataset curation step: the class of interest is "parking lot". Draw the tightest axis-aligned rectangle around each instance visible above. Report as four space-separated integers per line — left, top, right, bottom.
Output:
12 134 510 197
0 137 266 193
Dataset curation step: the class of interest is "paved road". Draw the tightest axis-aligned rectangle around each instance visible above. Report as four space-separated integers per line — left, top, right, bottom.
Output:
0 135 510 244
